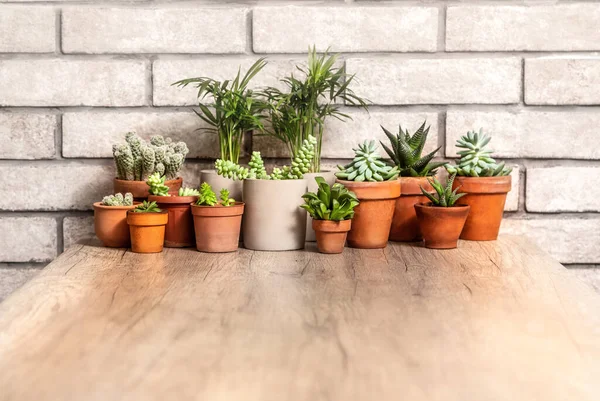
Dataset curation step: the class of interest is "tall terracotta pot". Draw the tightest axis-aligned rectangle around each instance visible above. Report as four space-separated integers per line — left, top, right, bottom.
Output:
303 171 336 242
389 177 433 242
415 203 470 249
93 202 138 248
453 176 511 241
336 179 401 249
114 177 182 200
200 170 243 201
127 211 168 253
148 195 197 248
191 202 244 253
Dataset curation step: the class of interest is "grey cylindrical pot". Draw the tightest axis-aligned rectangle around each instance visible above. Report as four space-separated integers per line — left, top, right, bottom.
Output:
242 178 307 251
200 170 243 201
303 171 336 242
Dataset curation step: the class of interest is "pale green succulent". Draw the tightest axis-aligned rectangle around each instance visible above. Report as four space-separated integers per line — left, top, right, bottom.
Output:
196 183 218 206
215 159 249 180
445 129 512 177
247 151 268 179
178 187 200 196
220 189 235 206
146 172 170 196
335 140 399 182
101 192 133 206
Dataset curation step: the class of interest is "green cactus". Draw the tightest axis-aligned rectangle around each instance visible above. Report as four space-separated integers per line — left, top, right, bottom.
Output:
196 183 218 206
101 192 133 206
179 187 200 197
335 140 399 182
420 174 466 207
220 189 235 206
146 172 170 196
445 129 512 177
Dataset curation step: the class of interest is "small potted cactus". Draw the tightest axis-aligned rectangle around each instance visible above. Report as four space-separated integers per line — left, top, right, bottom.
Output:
335 140 401 249
446 129 512 241
380 121 445 242
146 172 199 248
414 174 470 249
112 132 188 199
127 201 168 253
191 183 245 253
93 192 137 248
300 178 359 254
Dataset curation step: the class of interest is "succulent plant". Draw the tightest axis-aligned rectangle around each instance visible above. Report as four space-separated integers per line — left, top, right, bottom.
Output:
301 177 359 221
101 192 133 206
133 200 162 213
420 174 466 207
215 159 250 181
247 151 268 179
178 187 200 197
335 140 400 182
220 189 235 207
380 121 445 177
216 150 304 181
196 183 218 206
146 172 170 196
445 129 512 177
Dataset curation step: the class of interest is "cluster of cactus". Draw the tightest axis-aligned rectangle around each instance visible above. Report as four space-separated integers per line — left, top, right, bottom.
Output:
113 132 189 181
179 187 200 196
101 192 133 206
196 183 235 206
146 172 170 196
446 129 512 177
336 140 400 182
420 174 466 207
134 200 162 213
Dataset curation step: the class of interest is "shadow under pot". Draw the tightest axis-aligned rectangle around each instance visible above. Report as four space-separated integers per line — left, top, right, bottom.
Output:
191 202 245 253
200 170 243 201
414 203 470 249
452 176 511 241
114 177 183 201
335 179 401 249
93 202 139 248
126 210 168 253
148 195 198 248
389 177 433 242
312 219 351 254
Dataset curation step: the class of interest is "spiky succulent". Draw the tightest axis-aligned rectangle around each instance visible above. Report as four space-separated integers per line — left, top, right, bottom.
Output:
101 192 133 206
335 140 399 182
220 189 235 206
420 174 466 207
178 187 200 196
146 172 170 196
380 121 445 177
196 183 218 206
133 200 162 213
445 129 512 177
301 177 359 221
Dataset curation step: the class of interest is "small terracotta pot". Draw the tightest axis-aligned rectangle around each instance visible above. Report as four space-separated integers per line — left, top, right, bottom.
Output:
93 202 138 247
148 195 197 248
114 177 183 200
389 177 433 242
127 210 168 253
312 219 351 254
191 202 245 253
336 179 401 249
414 203 470 249
453 176 511 241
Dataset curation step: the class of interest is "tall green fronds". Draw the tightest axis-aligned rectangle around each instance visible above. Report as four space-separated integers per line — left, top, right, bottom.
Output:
420 174 466 207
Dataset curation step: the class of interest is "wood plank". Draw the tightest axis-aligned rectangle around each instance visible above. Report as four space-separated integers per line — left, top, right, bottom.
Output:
0 236 599 401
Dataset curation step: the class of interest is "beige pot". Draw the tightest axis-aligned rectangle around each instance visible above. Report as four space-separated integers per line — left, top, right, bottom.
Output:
200 170 243 201
242 178 307 251
303 171 336 242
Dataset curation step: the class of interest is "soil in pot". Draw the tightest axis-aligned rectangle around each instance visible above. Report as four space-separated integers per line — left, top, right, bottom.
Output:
93 202 138 248
127 210 168 253
453 176 511 241
304 171 336 242
336 179 401 249
389 177 433 242
312 219 351 254
114 177 183 200
414 203 470 249
191 202 245 253
148 195 197 247
200 170 243 201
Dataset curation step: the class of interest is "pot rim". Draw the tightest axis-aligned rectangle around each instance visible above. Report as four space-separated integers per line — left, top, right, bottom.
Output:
191 202 245 217
148 195 198 204
114 176 182 183
312 219 352 233
414 202 470 212
453 175 512 194
93 201 140 210
126 209 169 226
335 178 401 200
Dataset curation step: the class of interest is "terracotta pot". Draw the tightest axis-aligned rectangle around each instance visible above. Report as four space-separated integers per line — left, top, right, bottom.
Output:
242 178 307 251
453 176 512 241
303 171 336 242
200 170 243 201
336 179 401 249
93 202 138 247
191 202 245 253
114 177 183 200
414 203 470 249
127 210 168 253
312 219 351 254
148 195 197 248
389 177 433 242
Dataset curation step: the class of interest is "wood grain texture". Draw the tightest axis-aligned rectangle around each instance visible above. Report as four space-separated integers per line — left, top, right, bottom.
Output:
0 236 599 401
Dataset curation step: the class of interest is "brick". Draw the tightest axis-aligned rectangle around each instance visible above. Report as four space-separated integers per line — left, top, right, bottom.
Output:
346 58 521 105
525 58 600 105
62 7 247 54
501 218 600 264
526 167 600 213
0 113 56 159
253 6 437 53
63 216 94 250
504 167 520 212
0 265 44 302
0 218 57 262
0 59 147 107
0 6 55 52
0 163 114 211
446 110 600 159
569 268 600 294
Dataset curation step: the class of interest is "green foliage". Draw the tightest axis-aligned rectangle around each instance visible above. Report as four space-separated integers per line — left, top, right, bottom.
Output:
247 151 268 179
178 187 200 197
445 129 512 177
173 59 268 163
196 183 218 206
335 141 399 182
101 192 133 206
146 172 170 196
220 189 235 207
300 177 359 221
420 174 466 207
215 151 302 181
215 159 249 181
133 200 162 213
380 121 445 177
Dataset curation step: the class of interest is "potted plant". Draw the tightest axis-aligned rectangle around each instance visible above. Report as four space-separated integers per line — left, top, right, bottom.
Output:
146 172 199 248
380 121 446 242
446 129 512 241
173 58 268 201
127 201 168 253
113 132 188 199
335 140 401 249
414 174 470 249
300 177 359 254
93 192 137 248
191 183 244 253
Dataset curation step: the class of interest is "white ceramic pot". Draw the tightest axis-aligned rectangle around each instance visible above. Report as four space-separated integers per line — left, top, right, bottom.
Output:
303 171 336 242
200 170 244 201
242 178 307 251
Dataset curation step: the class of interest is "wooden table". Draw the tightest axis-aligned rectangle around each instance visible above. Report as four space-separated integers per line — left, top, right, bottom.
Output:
1 236 599 401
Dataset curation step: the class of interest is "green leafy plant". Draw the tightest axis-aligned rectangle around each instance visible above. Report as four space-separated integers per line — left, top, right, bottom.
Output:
133 200 162 213
301 177 359 221
101 192 133 206
336 140 399 182
173 59 268 164
220 189 235 207
445 129 512 177
179 187 200 196
146 172 170 196
196 183 218 206
420 174 466 207
380 121 445 177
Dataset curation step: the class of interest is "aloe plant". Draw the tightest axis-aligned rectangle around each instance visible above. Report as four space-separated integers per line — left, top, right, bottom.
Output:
146 172 170 196
196 182 218 206
133 200 162 213
335 140 399 182
101 192 133 206
220 189 235 207
420 174 466 207
179 187 200 196
446 129 512 177
301 177 359 221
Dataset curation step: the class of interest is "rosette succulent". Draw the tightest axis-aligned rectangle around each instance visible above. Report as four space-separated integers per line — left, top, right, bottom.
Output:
146 172 170 196
335 140 399 182
446 129 512 177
